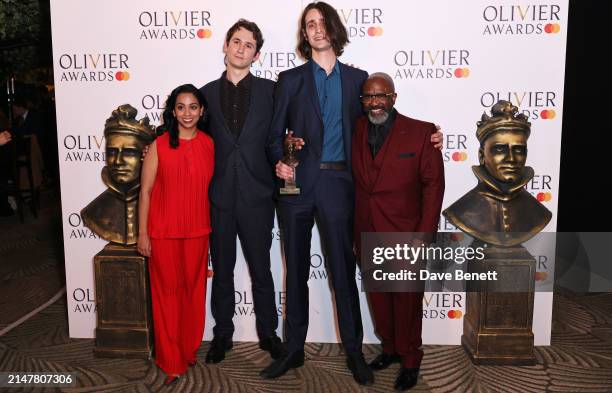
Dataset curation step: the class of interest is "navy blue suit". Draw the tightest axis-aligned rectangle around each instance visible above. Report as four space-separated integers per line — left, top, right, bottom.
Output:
201 75 278 340
267 60 368 354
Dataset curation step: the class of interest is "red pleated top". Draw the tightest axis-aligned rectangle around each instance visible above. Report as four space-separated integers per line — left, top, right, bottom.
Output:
148 131 214 239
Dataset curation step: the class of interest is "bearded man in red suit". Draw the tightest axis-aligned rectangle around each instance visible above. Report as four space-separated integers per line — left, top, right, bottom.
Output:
352 73 445 391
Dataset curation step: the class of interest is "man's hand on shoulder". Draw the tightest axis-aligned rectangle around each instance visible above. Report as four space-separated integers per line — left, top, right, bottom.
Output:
431 125 444 150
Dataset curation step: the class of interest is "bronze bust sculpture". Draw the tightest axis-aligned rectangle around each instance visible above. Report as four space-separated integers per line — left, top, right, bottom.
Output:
443 100 551 246
81 104 156 245
443 100 553 365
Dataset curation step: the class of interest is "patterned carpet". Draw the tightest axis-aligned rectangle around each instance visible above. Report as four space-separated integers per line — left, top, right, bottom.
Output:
1 195 611 392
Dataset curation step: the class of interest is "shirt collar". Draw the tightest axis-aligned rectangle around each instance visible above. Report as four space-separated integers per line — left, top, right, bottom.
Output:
312 59 340 76
221 71 253 88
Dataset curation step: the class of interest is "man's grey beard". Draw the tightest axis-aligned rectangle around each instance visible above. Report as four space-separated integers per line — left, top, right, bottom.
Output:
367 109 389 125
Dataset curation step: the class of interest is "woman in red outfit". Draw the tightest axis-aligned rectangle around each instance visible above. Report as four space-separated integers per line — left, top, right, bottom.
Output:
137 84 214 384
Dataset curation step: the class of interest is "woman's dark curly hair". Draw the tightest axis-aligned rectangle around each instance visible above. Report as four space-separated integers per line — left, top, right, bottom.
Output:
157 84 208 149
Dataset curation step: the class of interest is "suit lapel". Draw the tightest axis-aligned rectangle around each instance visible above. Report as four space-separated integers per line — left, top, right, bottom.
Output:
339 62 351 136
357 120 376 191
304 60 323 124
339 61 357 165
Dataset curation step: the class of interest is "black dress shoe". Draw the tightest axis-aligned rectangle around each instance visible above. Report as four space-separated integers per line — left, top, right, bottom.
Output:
205 336 233 364
346 352 374 385
260 350 304 379
394 368 419 391
164 375 179 386
369 352 402 371
259 335 285 359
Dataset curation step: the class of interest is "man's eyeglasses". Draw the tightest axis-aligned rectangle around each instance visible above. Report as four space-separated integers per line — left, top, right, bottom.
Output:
359 93 396 102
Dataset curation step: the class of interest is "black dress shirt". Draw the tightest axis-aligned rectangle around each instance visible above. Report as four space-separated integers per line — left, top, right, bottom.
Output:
219 71 252 137
367 108 397 158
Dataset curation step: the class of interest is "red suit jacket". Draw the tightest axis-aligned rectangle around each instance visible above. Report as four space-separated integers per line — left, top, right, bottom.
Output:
352 112 445 239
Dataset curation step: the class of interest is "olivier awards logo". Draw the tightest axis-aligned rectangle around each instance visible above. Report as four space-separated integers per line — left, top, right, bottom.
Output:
67 212 101 240
234 290 286 317
337 7 384 38
63 134 105 163
57 53 130 83
72 287 97 313
525 172 553 203
393 49 471 80
139 93 167 125
422 293 464 320
252 51 300 81
482 4 562 36
481 91 558 121
442 133 469 163
309 253 329 280
534 253 550 282
138 10 213 40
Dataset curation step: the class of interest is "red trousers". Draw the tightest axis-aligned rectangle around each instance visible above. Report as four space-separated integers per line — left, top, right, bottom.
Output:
368 292 424 368
149 236 209 375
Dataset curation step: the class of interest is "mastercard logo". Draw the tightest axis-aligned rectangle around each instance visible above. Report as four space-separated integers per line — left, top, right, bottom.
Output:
207 269 214 278
454 68 470 78
540 109 556 119
450 233 464 242
452 152 468 161
367 26 384 37
115 71 130 81
544 23 561 34
535 271 548 281
447 309 463 319
537 192 552 202
197 29 213 39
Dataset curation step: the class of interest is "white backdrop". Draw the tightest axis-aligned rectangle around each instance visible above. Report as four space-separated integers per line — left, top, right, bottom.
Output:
51 0 568 345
